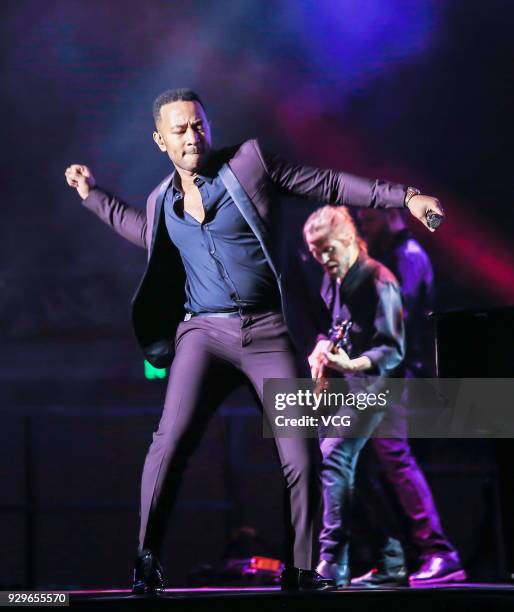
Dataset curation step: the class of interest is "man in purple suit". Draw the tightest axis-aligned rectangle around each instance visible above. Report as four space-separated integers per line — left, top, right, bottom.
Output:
64 88 443 592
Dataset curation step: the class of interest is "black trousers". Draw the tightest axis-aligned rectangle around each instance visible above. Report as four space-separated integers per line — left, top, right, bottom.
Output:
138 312 320 569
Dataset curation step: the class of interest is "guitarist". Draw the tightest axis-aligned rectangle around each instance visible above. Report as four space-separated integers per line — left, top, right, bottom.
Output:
303 205 406 587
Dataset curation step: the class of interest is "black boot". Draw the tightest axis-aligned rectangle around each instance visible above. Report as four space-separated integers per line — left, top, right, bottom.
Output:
132 549 165 594
316 543 350 588
281 567 336 592
351 538 408 588
316 560 350 588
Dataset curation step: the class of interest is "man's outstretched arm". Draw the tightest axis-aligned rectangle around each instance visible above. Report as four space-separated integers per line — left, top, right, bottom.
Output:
258 144 444 232
64 164 148 248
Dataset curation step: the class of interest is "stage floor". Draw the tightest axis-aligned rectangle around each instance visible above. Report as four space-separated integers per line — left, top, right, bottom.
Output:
68 583 514 611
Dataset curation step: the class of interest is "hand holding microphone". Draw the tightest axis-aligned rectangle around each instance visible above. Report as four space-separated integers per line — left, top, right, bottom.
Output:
405 189 445 232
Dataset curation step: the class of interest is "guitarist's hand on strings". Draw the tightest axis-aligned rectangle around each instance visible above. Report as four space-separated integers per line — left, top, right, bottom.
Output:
321 347 373 374
308 339 332 380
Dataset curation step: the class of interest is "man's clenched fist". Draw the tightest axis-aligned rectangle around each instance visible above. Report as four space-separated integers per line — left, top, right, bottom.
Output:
64 164 96 200
406 194 445 233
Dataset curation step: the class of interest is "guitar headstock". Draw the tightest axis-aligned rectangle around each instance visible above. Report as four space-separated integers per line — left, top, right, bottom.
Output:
328 319 352 352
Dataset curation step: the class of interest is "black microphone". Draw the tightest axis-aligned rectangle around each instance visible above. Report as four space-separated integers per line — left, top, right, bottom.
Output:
426 210 444 230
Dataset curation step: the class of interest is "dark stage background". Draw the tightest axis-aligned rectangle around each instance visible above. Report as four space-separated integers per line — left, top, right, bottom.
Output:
1 0 513 589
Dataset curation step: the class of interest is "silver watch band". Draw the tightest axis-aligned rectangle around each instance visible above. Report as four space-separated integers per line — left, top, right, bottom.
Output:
404 187 421 207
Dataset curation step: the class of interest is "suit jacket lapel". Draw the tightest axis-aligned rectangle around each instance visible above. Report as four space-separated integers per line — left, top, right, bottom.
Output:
150 173 174 256
219 163 281 285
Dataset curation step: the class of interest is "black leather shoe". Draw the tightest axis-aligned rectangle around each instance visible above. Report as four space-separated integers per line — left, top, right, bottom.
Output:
351 567 408 588
281 568 336 591
132 549 165 594
316 560 350 588
409 553 466 586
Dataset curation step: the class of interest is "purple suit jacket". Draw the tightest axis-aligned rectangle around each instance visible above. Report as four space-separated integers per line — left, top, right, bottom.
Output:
82 139 408 367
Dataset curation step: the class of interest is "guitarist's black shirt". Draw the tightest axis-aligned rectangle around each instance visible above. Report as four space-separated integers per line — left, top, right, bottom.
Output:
320 253 405 377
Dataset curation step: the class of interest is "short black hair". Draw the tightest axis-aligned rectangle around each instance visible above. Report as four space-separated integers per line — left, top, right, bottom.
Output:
152 88 205 125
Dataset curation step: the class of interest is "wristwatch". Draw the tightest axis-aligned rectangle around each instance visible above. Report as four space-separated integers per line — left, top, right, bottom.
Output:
404 187 421 208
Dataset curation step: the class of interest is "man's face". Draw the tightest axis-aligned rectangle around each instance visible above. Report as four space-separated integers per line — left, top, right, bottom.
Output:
305 231 353 279
356 209 389 245
153 100 212 173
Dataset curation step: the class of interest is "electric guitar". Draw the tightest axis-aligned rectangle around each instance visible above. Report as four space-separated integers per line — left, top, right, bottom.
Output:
314 318 353 393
